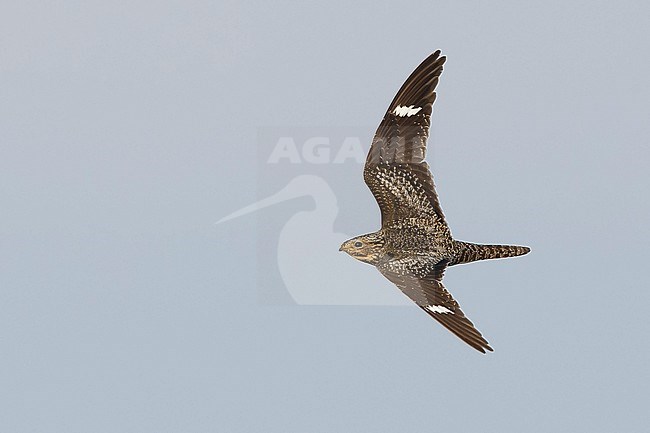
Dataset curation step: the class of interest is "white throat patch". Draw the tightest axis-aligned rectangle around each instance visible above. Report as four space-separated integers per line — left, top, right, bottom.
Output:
392 105 422 117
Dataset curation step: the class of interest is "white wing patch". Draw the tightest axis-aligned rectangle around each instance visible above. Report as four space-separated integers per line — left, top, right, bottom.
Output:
426 305 452 314
392 105 422 117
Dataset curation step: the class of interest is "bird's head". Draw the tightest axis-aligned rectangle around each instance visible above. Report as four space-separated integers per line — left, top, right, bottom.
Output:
339 232 385 265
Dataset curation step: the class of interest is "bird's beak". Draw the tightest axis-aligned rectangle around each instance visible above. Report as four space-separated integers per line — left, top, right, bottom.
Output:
215 181 302 224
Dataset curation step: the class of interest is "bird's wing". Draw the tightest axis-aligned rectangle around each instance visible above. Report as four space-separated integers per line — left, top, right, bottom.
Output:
364 51 447 226
379 262 493 353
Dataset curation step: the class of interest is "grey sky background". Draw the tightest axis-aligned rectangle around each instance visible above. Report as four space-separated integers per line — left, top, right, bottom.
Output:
2 1 650 432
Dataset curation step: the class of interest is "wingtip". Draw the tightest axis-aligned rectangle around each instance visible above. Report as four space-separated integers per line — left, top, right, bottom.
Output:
433 49 446 63
425 50 446 67
475 344 494 354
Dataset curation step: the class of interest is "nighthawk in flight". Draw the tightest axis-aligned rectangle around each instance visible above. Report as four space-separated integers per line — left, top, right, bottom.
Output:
339 51 530 353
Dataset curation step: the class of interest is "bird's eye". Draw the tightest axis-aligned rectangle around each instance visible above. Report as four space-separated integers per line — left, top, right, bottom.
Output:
354 241 363 247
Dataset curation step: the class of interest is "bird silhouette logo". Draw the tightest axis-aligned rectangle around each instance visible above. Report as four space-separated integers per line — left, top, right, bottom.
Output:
217 174 409 305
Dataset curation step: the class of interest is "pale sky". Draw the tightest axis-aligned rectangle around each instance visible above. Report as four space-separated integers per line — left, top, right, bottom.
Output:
2 1 649 432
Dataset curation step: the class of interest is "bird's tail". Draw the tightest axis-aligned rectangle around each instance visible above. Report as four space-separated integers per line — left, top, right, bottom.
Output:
450 241 530 266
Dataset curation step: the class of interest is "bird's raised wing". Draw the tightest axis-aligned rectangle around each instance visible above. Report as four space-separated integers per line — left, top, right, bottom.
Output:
379 261 493 353
364 51 447 227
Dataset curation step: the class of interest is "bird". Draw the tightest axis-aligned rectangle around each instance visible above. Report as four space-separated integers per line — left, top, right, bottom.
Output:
339 51 530 353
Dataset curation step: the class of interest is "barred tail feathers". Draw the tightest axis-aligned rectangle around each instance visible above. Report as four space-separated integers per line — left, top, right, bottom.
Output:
450 241 530 266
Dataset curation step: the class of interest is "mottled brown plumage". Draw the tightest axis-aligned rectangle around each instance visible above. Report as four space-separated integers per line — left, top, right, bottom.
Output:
340 51 530 353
